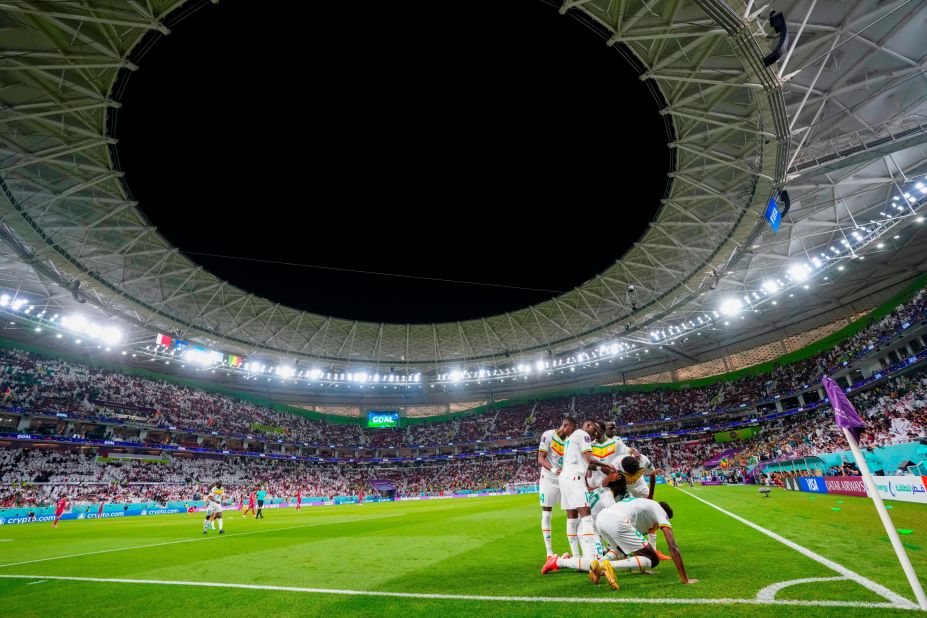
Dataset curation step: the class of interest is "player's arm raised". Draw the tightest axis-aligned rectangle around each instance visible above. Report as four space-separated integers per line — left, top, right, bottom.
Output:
660 525 698 584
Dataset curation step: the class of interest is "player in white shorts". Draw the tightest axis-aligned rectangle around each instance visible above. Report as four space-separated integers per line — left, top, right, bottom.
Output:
537 416 577 557
202 482 225 535
588 421 633 520
542 497 698 590
619 454 669 560
559 420 616 567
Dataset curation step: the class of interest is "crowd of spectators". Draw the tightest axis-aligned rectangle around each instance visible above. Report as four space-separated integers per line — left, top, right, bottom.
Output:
0 287 926 508
0 447 537 508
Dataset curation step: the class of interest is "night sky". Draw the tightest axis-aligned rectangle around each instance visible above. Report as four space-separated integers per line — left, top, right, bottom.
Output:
115 0 669 324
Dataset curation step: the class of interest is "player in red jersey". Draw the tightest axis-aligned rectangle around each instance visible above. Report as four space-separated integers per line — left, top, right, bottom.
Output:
52 496 67 527
97 501 104 518
242 490 257 518
295 490 302 511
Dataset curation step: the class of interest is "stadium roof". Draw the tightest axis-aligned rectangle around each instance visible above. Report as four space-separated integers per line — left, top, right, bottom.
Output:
0 0 926 387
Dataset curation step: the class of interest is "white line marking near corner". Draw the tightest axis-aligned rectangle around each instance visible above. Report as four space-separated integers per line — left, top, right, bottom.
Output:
25 580 46 585
677 488 917 609
0 513 404 570
0 574 917 610
756 577 848 601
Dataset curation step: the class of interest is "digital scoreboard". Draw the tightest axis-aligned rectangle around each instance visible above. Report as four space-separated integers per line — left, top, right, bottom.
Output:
367 411 400 428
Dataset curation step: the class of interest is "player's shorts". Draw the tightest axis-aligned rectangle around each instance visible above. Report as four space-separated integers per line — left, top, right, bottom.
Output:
559 475 590 510
628 478 649 499
539 476 561 508
257 500 264 507
205 502 222 516
595 508 651 556
589 486 616 519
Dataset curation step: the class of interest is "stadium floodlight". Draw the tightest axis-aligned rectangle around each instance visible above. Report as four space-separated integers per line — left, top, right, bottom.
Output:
719 298 742 317
11 298 27 311
761 280 779 293
449 370 463 383
787 263 811 281
101 326 122 346
308 368 322 380
356 372 368 383
0 294 9 307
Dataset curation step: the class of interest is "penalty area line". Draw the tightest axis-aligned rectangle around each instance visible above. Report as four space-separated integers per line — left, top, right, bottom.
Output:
0 574 916 609
0 513 404 569
676 488 918 609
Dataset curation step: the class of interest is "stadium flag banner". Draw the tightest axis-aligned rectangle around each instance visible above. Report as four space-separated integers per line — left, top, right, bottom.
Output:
824 475 868 497
798 477 829 494
714 427 758 443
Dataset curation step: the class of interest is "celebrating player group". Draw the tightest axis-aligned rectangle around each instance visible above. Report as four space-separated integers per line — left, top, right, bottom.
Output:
537 416 697 590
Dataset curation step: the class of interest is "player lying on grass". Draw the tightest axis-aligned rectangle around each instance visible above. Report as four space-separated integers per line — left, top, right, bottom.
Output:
542 496 697 590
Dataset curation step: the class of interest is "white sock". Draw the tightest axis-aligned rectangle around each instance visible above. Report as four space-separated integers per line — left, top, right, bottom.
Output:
556 556 588 571
611 555 653 572
541 511 553 556
566 518 580 557
579 516 599 559
203 519 209 531
218 518 223 531
648 532 657 549
209 520 215 530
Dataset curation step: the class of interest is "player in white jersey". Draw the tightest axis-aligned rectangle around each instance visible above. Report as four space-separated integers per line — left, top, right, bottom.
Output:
537 416 577 557
202 481 225 535
559 420 616 568
618 454 670 560
587 421 632 520
543 497 698 589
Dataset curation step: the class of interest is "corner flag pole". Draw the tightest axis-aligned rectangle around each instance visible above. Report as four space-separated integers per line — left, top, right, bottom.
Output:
824 374 927 609
841 427 927 610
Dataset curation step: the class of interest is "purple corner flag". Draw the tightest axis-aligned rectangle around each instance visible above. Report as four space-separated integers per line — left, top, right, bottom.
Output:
823 375 864 442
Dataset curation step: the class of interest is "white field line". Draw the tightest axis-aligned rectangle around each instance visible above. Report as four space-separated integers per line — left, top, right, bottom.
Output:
677 488 918 609
0 574 918 610
756 576 848 600
0 513 404 569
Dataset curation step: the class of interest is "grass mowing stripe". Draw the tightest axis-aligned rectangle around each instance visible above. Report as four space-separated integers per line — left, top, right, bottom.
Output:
0 574 915 610
0 513 404 569
677 488 917 609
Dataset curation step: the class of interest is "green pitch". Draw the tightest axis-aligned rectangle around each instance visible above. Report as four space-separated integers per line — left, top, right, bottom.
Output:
2 486 926 617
